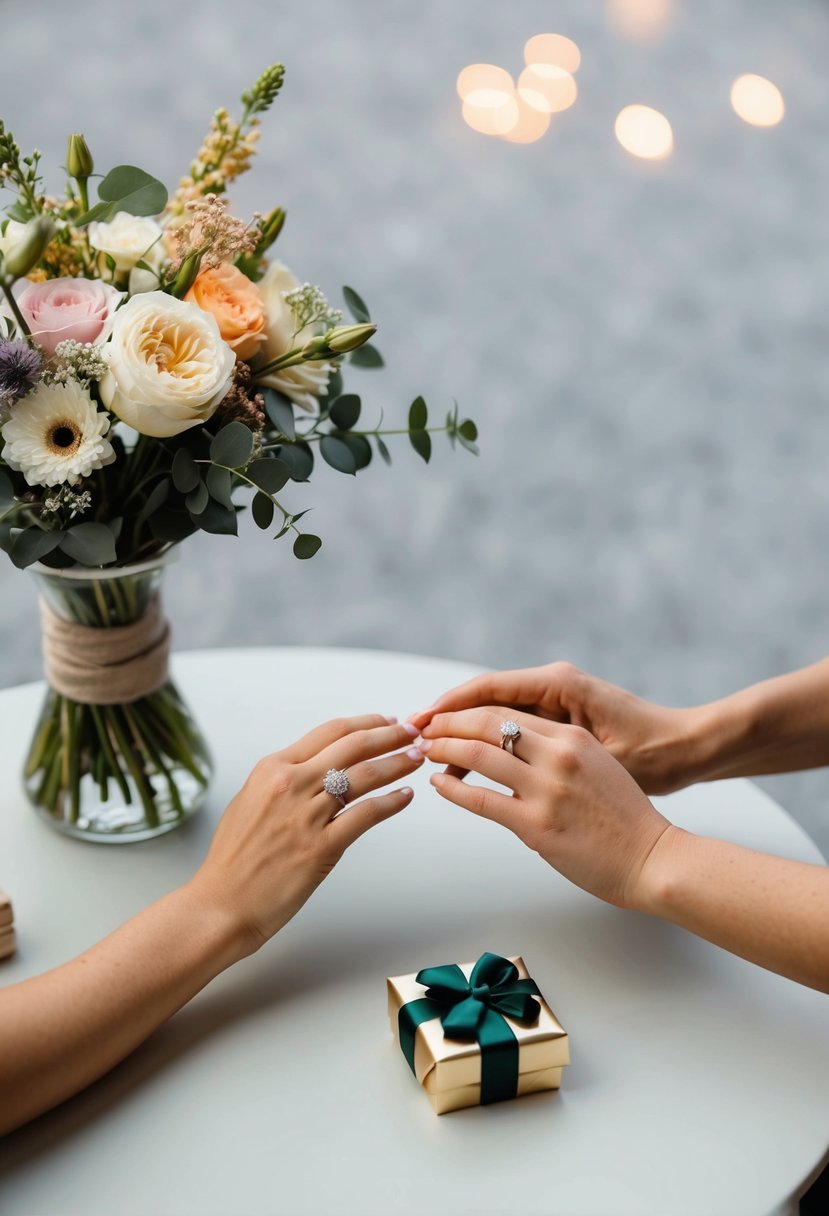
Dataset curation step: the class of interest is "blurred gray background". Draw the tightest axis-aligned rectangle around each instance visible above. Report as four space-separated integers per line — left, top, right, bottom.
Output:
2 0 829 852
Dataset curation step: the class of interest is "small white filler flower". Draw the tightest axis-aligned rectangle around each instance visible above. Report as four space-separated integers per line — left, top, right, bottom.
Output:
1 380 115 487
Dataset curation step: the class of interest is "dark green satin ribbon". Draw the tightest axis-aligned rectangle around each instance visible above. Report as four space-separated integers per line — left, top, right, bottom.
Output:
398 952 541 1105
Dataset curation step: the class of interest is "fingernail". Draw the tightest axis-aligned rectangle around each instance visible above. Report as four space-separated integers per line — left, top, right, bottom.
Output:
418 739 433 754
407 747 424 761
400 787 414 800
385 715 398 725
430 773 445 789
403 722 418 737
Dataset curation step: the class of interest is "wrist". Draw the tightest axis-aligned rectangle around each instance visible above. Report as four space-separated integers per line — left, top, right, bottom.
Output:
632 824 694 917
177 873 257 970
683 690 766 783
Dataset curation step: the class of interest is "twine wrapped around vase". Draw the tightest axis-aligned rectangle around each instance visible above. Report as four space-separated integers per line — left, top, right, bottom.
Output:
39 594 171 706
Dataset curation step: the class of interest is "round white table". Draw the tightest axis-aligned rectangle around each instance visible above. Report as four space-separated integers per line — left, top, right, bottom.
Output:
0 648 827 1216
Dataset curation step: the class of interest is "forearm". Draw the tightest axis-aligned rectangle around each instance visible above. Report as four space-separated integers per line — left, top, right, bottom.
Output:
638 827 829 992
0 881 244 1135
684 657 829 782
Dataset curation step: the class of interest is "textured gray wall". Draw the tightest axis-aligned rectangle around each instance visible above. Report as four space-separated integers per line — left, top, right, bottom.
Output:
2 0 829 852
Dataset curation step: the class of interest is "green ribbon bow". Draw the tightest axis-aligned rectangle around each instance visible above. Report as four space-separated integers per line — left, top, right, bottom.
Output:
398 951 541 1105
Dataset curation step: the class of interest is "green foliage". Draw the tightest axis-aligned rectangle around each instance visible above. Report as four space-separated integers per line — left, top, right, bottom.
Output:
342 285 370 323
320 435 356 475
209 421 254 469
10 527 65 569
408 396 428 431
206 465 234 509
349 344 384 369
248 457 290 495
328 394 361 431
60 522 117 566
171 448 200 494
409 430 432 463
276 442 314 482
75 165 168 226
293 533 322 560
252 492 275 529
262 389 296 440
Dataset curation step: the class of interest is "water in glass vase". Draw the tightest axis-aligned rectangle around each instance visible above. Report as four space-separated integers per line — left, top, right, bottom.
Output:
23 556 212 843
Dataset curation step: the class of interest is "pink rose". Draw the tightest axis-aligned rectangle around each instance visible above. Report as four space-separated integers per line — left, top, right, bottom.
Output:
17 278 123 358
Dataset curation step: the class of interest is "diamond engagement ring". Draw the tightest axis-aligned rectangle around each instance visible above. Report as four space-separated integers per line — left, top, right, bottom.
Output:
322 768 350 808
500 720 521 754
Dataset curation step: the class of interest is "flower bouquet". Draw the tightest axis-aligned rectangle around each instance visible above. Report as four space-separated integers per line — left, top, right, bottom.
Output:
0 64 477 841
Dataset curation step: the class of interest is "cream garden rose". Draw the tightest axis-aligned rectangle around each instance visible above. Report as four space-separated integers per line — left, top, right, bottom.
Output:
98 292 235 438
88 211 164 277
254 261 332 411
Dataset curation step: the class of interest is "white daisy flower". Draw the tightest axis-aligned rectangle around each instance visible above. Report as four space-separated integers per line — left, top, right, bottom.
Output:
1 380 116 488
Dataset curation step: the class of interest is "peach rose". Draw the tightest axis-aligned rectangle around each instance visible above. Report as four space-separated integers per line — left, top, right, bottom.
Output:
185 264 266 362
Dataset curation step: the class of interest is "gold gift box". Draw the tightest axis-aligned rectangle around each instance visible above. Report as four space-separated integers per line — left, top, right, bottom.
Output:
387 955 569 1114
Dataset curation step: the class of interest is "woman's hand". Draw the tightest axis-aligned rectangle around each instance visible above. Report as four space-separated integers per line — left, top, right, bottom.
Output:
190 714 423 956
411 662 705 794
419 707 671 909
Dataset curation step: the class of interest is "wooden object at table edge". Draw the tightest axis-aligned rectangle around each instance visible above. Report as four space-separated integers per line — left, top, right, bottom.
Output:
0 889 15 960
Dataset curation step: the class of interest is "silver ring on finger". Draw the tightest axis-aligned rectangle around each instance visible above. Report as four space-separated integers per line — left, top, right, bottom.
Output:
322 768 350 808
500 719 521 754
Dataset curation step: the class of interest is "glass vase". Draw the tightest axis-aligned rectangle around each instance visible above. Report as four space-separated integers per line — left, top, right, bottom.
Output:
22 556 212 843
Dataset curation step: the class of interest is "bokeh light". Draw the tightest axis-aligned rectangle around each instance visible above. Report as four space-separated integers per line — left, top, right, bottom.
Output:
517 64 578 114
730 74 785 127
462 88 520 137
524 33 581 74
614 104 673 159
456 64 514 101
607 0 673 42
501 95 552 144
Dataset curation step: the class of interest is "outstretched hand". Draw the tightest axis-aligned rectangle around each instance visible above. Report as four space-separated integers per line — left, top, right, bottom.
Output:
191 714 424 955
418 707 672 910
411 661 702 795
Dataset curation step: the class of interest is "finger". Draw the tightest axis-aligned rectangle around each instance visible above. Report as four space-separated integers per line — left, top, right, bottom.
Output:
419 734 531 793
436 709 569 781
329 786 414 851
418 708 551 766
313 722 419 778
429 771 524 833
408 667 553 728
314 747 424 817
282 714 402 764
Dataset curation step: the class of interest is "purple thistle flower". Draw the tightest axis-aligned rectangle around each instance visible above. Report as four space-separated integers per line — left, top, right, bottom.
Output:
0 338 42 405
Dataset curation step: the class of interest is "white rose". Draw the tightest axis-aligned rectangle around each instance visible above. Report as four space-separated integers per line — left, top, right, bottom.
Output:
88 211 164 276
98 292 235 438
0 219 27 260
253 261 331 412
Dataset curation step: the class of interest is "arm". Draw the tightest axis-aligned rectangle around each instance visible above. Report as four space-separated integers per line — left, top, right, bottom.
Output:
0 714 423 1135
640 828 829 993
412 657 829 793
419 708 829 994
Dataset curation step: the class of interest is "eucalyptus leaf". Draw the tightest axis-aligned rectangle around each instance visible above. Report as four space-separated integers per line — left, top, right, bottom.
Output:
459 419 478 441
408 396 428 431
60 522 117 566
409 429 432 464
320 435 357 475
185 480 209 515
97 165 168 216
136 477 170 529
262 389 296 440
209 421 254 469
342 285 370 323
293 533 322 560
252 492 275 530
376 436 392 466
198 500 238 536
328 393 361 431
458 434 479 456
349 344 384 369
10 527 65 570
326 367 343 402
277 442 314 482
206 464 234 509
0 468 14 508
150 508 198 543
340 432 372 470
172 448 201 494
248 457 290 495
107 516 124 542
